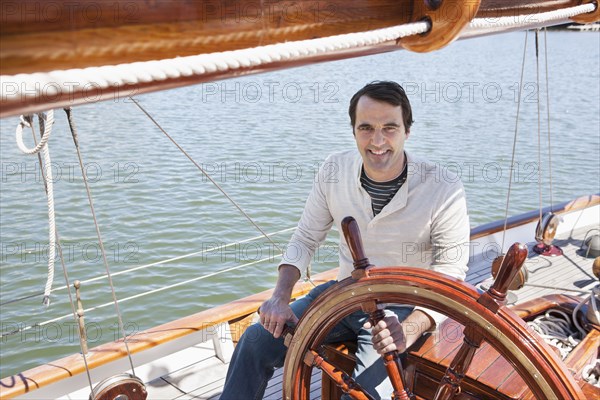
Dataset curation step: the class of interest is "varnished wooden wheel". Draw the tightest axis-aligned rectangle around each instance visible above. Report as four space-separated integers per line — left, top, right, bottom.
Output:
283 216 584 400
282 266 585 399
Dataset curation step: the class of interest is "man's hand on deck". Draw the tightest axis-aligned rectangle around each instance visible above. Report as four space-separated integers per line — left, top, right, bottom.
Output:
259 297 298 339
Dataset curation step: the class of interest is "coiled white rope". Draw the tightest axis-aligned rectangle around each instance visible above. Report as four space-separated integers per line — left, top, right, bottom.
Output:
15 111 56 306
469 3 596 30
582 359 600 387
527 309 581 360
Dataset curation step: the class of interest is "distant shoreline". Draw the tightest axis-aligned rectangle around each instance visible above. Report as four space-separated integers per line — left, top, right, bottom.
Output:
547 22 600 31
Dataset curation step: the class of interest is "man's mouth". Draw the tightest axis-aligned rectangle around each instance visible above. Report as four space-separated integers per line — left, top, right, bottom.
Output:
369 149 389 156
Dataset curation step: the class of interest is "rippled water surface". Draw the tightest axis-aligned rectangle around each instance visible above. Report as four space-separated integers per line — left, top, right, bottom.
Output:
1 31 599 378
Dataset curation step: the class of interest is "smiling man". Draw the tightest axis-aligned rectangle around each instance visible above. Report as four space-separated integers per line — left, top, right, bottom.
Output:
220 81 470 399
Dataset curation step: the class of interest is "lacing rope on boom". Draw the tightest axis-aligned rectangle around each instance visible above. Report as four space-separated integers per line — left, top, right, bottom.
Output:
15 111 56 306
469 3 596 30
1 21 430 106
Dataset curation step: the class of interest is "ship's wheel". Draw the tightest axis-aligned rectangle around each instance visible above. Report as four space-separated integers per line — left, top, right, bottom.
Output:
281 217 584 400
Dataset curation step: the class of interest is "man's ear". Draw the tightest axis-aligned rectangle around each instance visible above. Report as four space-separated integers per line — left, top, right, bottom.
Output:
405 129 410 138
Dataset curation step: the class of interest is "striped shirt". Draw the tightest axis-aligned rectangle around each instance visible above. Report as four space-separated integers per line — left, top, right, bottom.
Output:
360 166 408 216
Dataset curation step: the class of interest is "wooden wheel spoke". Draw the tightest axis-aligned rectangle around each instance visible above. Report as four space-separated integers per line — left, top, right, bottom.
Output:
362 301 412 400
477 243 528 313
303 349 376 400
433 326 484 400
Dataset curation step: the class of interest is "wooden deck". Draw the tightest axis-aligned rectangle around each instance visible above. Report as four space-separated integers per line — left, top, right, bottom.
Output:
134 224 598 400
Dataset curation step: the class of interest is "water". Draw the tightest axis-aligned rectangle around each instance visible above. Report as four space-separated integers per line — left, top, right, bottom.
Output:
1 31 598 379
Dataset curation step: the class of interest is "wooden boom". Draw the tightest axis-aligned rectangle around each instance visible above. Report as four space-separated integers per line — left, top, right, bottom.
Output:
1 0 598 118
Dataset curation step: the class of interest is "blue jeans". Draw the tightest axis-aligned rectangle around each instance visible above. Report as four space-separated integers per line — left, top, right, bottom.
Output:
220 281 414 399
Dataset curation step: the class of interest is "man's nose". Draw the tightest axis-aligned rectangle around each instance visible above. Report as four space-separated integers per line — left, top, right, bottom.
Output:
371 128 386 146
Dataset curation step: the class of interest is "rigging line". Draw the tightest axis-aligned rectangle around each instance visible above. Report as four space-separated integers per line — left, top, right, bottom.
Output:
15 112 55 306
129 97 283 256
501 31 529 254
0 227 295 307
129 99 319 286
535 29 543 223
93 255 279 307
0 255 276 338
29 118 94 392
64 107 136 375
543 28 554 211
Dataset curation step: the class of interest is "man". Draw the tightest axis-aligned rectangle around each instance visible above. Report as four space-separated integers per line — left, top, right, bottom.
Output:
221 81 470 399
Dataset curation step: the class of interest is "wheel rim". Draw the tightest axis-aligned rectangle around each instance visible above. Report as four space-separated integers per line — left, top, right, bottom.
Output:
282 267 584 399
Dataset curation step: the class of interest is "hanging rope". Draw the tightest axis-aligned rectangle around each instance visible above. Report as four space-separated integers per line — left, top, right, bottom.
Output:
26 115 95 392
543 28 555 211
500 31 528 254
535 30 543 224
64 107 136 376
15 111 56 306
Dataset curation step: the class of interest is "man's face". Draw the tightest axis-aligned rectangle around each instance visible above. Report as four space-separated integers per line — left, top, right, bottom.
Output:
353 95 409 182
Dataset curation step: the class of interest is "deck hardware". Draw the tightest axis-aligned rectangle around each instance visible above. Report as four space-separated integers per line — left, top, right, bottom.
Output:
424 0 443 11
579 229 600 258
533 212 563 256
400 0 481 52
74 280 88 354
88 373 147 400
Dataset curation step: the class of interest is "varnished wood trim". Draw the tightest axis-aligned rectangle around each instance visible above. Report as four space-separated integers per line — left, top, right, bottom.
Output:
564 329 600 379
470 194 600 240
400 0 481 53
0 268 338 398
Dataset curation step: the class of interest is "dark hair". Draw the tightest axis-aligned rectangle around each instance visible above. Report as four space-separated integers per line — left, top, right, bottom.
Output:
348 81 414 131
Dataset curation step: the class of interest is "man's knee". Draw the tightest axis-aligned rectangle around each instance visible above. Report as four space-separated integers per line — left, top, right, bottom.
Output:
239 322 270 345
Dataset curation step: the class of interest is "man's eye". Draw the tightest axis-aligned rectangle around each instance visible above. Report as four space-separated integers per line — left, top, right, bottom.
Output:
384 126 399 134
359 126 373 132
